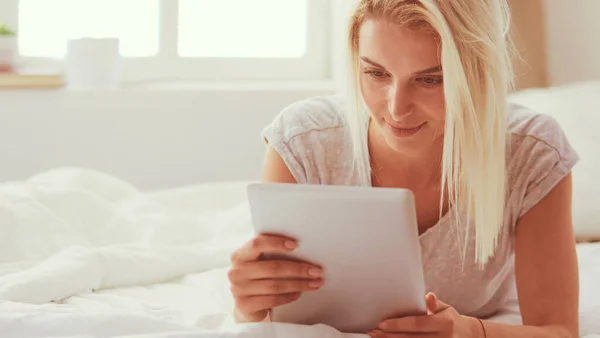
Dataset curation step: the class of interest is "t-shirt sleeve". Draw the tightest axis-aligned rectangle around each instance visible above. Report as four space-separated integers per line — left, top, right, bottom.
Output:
260 101 314 184
511 114 580 219
260 96 345 185
261 130 307 184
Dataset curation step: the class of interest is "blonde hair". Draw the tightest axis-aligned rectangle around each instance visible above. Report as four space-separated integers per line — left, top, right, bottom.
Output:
345 0 515 265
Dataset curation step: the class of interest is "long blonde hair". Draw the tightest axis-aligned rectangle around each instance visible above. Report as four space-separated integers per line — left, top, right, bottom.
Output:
345 0 515 265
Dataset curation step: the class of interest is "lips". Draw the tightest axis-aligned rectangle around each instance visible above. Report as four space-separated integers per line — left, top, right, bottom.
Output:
386 121 426 138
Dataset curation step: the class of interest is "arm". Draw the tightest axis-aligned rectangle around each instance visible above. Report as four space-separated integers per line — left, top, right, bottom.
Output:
261 144 298 184
371 173 579 338
480 172 579 337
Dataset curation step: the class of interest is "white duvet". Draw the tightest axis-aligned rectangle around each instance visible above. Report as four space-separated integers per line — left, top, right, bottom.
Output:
0 168 598 338
0 168 365 338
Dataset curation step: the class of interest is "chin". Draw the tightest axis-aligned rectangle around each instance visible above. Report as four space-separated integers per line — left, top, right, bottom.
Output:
383 129 438 157
386 138 426 156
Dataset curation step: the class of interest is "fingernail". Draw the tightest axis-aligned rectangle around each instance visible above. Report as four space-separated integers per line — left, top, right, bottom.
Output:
308 268 322 277
378 322 388 330
284 241 297 249
309 280 324 288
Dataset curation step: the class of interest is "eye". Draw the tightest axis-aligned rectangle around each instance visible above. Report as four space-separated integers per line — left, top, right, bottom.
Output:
364 70 389 79
416 76 443 88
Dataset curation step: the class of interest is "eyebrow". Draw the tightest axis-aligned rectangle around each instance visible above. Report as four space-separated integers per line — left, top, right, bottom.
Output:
359 56 442 75
414 65 443 75
360 56 386 69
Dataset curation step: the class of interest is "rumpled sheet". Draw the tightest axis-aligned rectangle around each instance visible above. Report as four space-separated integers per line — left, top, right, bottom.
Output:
0 168 598 338
0 168 363 338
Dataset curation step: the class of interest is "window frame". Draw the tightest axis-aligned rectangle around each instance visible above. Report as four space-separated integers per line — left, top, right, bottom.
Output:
7 0 334 83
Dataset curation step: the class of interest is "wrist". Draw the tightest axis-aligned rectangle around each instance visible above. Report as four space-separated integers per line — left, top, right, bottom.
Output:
463 315 486 338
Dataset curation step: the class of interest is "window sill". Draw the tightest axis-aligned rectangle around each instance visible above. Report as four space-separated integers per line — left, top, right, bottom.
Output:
0 80 338 93
119 80 338 92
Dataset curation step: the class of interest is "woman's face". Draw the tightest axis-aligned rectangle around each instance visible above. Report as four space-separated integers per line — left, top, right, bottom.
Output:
358 17 445 157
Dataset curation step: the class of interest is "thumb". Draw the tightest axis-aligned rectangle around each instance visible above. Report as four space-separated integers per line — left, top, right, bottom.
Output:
426 292 451 314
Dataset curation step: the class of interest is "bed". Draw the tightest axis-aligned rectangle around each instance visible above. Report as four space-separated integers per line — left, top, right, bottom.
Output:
0 170 598 338
1 82 600 338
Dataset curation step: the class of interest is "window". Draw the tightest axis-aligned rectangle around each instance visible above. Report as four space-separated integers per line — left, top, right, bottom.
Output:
12 0 332 83
178 0 307 58
19 0 160 58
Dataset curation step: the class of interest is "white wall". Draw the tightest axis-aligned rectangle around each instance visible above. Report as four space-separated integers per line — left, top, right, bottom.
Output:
0 87 333 190
7 0 599 191
544 0 600 86
0 0 345 190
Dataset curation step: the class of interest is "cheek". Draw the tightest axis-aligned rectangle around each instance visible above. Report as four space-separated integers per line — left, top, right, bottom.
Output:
359 77 389 118
415 88 445 123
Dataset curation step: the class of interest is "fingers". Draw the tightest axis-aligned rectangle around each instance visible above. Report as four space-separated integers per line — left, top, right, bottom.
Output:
375 295 456 335
228 260 322 283
229 260 324 297
426 292 450 315
235 292 302 316
368 329 435 337
231 234 298 263
367 330 382 338
228 234 324 323
369 330 403 338
231 278 324 296
377 315 441 333
426 292 437 315
368 330 385 338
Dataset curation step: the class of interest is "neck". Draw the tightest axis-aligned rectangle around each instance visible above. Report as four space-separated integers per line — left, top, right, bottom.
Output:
368 121 444 189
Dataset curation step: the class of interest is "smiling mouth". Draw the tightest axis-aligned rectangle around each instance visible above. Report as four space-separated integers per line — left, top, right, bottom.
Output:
386 122 426 138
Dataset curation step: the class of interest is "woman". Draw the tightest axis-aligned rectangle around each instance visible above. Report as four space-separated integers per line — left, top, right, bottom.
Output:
228 0 580 337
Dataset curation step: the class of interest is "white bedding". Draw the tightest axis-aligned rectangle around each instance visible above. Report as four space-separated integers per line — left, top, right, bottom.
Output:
0 168 599 338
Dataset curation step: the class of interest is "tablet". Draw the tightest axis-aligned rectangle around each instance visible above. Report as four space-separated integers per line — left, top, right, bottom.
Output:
246 183 427 333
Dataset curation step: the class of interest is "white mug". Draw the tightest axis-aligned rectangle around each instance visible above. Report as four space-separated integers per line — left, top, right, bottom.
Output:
65 38 122 90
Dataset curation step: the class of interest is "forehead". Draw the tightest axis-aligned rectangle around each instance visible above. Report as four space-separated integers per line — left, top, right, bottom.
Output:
358 17 440 70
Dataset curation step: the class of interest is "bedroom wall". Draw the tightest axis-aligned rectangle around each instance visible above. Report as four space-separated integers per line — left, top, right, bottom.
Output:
0 88 333 189
509 0 600 88
510 0 548 89
544 0 600 86
3 1 600 189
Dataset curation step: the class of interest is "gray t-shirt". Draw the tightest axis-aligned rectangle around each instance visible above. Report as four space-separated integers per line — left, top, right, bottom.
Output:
261 95 579 320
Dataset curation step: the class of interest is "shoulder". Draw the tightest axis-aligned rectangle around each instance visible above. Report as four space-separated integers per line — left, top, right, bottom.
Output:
262 94 346 143
508 103 572 155
507 103 577 171
506 103 579 218
261 95 352 184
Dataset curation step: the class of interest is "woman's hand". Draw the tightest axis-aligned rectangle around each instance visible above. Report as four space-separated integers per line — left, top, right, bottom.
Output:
228 234 324 323
368 293 483 338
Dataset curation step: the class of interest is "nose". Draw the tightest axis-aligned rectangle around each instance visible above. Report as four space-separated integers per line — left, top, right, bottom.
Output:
387 82 413 121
